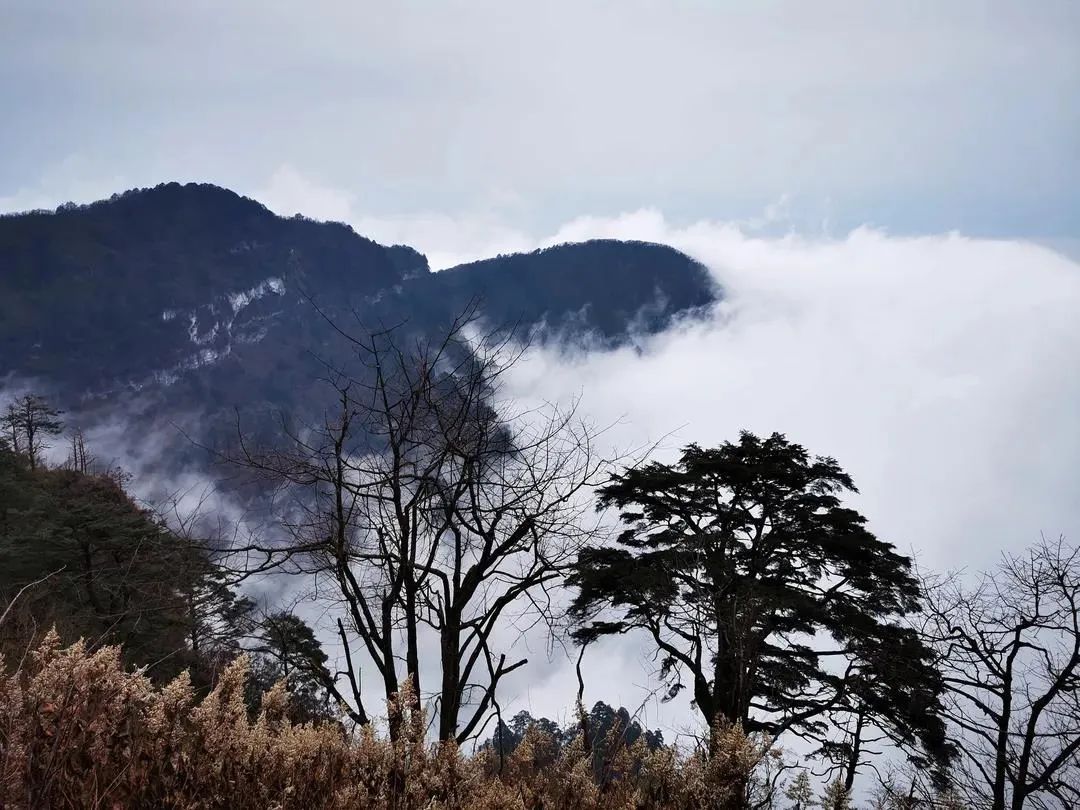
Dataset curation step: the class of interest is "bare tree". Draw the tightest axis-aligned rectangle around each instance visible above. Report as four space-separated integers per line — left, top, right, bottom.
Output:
919 536 1080 810
66 428 94 473
863 761 968 810
227 308 608 742
2 394 64 469
813 697 949 797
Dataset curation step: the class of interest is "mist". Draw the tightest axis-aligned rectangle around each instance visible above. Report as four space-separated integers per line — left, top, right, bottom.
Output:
467 213 1080 735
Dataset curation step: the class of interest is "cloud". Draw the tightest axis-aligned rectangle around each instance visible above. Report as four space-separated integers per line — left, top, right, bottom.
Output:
514 214 1080 571
3 2 1078 237
3 0 1077 753
0 154 130 214
253 165 356 224
486 214 1080 732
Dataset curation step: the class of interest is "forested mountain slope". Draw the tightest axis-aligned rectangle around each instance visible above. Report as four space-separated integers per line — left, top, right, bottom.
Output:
0 183 716 401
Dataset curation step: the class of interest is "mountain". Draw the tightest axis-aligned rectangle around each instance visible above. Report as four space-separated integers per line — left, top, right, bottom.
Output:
0 183 421 393
0 182 717 453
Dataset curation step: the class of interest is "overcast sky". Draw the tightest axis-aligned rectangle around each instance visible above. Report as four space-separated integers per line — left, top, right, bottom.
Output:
2 1 1078 249
5 1 1080 743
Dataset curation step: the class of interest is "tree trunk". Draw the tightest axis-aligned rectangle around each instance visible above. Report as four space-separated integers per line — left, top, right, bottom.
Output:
438 615 461 741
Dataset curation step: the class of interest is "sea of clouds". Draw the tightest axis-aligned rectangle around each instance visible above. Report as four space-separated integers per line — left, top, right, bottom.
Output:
371 208 1080 737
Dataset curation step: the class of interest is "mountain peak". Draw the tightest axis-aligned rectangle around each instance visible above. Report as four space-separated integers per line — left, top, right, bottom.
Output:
0 184 717 406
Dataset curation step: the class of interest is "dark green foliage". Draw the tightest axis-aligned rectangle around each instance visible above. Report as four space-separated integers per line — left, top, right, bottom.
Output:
569 431 950 776
0 440 247 684
582 701 666 781
178 555 258 690
0 413 332 716
0 183 406 389
488 710 570 760
418 240 715 345
247 611 336 725
0 185 718 496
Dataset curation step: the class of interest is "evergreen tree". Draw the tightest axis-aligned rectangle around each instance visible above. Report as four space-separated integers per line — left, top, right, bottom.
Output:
179 558 257 690
820 779 852 810
249 611 335 724
785 770 816 810
569 432 950 778
0 441 250 683
483 700 665 779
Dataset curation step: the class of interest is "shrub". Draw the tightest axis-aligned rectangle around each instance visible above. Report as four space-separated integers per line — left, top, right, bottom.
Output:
0 634 773 809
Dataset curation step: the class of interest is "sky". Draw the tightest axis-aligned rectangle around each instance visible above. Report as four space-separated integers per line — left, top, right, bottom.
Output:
4 0 1080 751
2 1 1079 250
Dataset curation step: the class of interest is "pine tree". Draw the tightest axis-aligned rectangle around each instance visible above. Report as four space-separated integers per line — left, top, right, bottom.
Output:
785 770 816 809
820 779 852 810
249 612 335 724
0 443 250 682
570 432 950 774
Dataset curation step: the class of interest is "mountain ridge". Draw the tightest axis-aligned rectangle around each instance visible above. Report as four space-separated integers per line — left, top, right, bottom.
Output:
0 182 718 458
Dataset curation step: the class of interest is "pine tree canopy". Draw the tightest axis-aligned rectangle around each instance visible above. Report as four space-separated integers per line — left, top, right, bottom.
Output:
568 431 950 774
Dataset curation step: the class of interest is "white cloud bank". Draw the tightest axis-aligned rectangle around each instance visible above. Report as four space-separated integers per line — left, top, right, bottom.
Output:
476 214 1080 732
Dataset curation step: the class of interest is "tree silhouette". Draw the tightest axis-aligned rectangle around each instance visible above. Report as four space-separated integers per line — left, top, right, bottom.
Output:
570 431 950 781
227 306 608 742
919 536 1080 809
248 611 336 724
2 394 63 469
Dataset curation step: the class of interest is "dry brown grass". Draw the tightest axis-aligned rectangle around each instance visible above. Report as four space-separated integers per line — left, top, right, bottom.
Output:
0 633 772 809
